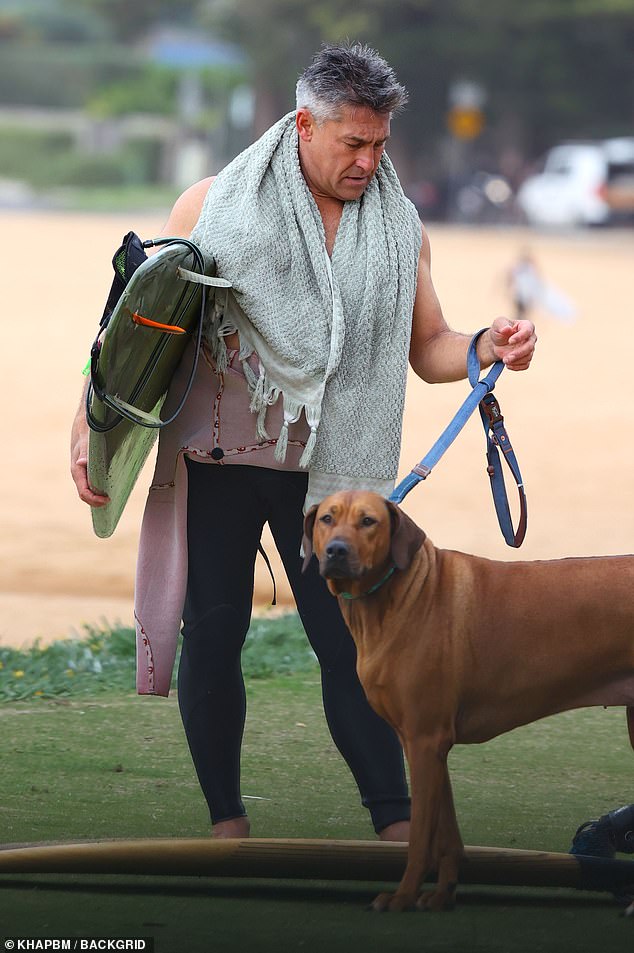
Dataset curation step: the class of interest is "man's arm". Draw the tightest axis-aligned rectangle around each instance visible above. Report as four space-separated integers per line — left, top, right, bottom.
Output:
158 176 215 242
69 177 214 507
408 225 537 383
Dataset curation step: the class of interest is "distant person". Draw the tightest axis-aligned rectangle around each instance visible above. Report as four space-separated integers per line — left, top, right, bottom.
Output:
70 42 536 841
506 248 577 324
507 248 542 321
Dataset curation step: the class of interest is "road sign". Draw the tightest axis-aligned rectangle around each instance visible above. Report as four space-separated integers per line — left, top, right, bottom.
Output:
447 105 485 140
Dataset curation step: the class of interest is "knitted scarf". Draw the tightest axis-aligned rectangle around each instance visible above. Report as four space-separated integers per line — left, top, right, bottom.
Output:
190 111 422 508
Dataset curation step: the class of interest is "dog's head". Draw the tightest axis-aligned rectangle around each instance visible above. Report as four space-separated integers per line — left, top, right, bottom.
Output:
302 491 426 593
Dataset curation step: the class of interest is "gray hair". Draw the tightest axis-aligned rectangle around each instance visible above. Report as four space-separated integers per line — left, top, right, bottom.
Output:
296 42 408 123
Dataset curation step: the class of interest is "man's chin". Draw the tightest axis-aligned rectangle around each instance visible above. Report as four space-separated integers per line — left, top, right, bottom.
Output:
338 178 370 199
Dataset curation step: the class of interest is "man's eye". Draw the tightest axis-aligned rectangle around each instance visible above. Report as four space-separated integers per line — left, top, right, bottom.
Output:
361 516 376 527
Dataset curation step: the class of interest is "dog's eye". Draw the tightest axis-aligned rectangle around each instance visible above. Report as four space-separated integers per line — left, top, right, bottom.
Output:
361 516 376 527
320 514 333 524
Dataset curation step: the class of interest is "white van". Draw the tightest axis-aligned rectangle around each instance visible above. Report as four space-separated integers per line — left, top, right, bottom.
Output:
516 138 634 227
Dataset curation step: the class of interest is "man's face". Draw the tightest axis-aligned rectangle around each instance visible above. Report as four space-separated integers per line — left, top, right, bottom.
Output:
296 105 391 202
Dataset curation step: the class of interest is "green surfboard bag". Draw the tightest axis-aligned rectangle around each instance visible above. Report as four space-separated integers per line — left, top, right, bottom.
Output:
86 237 227 538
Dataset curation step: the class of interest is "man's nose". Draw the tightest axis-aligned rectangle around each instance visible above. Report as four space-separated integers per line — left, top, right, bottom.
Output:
355 149 375 173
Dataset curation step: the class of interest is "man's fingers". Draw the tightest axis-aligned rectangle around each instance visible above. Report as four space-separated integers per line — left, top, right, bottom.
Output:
503 350 533 370
80 487 110 507
76 476 110 507
71 454 109 507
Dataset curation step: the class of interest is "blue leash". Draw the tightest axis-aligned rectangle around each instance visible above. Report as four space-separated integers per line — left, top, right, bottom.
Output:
389 329 527 548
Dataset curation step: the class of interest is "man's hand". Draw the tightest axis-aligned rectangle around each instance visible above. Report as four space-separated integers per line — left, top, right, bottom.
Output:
486 317 537 372
70 390 109 507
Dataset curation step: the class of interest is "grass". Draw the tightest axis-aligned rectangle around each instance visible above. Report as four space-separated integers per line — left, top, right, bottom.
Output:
0 613 318 700
1 621 633 952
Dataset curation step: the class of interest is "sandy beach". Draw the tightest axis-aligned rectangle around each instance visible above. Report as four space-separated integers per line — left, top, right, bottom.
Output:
1 211 633 648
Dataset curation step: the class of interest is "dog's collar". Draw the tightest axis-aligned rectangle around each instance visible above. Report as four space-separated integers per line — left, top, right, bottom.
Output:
339 565 397 601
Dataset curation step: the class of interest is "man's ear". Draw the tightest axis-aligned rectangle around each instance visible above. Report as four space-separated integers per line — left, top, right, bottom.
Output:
296 108 315 142
301 504 319 572
385 501 426 571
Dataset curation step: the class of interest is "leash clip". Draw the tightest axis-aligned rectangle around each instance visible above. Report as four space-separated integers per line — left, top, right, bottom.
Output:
481 393 504 426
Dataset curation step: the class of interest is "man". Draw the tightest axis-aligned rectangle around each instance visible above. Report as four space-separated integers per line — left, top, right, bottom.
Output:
570 803 634 912
570 803 634 858
71 43 536 841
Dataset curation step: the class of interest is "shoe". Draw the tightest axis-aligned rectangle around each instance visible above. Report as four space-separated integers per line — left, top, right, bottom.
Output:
570 804 634 858
570 819 615 858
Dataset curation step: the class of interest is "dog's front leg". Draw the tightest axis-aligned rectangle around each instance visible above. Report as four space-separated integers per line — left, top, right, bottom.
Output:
371 735 460 912
416 768 463 911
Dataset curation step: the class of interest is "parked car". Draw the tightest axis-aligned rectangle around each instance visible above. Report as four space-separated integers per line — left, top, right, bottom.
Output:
516 138 634 227
408 171 515 224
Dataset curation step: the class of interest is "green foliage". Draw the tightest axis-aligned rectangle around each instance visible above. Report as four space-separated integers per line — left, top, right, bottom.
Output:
0 127 162 187
205 0 634 159
0 127 74 182
9 1 110 43
0 43 136 108
86 63 244 120
241 612 318 678
44 149 146 187
60 0 198 42
0 613 317 701
1 1 633 179
0 37 244 116
45 184 182 211
0 626 136 701
86 66 179 118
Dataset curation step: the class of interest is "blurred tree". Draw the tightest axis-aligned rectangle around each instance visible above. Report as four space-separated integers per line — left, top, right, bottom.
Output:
59 0 199 42
0 0 109 43
200 0 634 176
2 0 632 183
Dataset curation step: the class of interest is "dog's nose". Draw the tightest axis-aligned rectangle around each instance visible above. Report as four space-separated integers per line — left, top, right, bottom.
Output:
326 539 349 562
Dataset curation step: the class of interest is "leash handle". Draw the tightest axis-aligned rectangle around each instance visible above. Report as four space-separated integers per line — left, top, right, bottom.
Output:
389 328 527 548
471 328 527 547
479 392 527 547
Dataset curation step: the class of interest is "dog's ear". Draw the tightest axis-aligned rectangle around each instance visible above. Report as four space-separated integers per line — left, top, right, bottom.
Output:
385 501 426 571
301 504 319 573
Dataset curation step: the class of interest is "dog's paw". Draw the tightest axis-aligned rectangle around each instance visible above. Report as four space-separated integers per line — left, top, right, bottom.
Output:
416 885 457 912
368 890 417 913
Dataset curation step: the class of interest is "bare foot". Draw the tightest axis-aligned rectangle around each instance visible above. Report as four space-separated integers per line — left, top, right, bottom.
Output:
212 817 251 839
378 820 409 843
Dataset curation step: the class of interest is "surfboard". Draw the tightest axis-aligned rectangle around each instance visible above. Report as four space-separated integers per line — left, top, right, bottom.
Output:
86 238 228 538
1 839 633 896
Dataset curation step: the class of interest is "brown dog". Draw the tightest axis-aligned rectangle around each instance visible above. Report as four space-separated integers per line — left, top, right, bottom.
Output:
302 490 634 912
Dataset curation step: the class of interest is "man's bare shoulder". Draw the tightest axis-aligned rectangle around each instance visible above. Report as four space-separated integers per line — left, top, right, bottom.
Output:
187 175 217 203
161 176 217 238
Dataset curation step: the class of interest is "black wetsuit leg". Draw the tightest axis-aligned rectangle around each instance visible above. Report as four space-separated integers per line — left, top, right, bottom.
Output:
177 461 410 832
178 460 263 823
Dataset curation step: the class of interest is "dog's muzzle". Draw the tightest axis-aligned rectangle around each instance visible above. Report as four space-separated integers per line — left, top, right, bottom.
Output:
321 537 355 579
